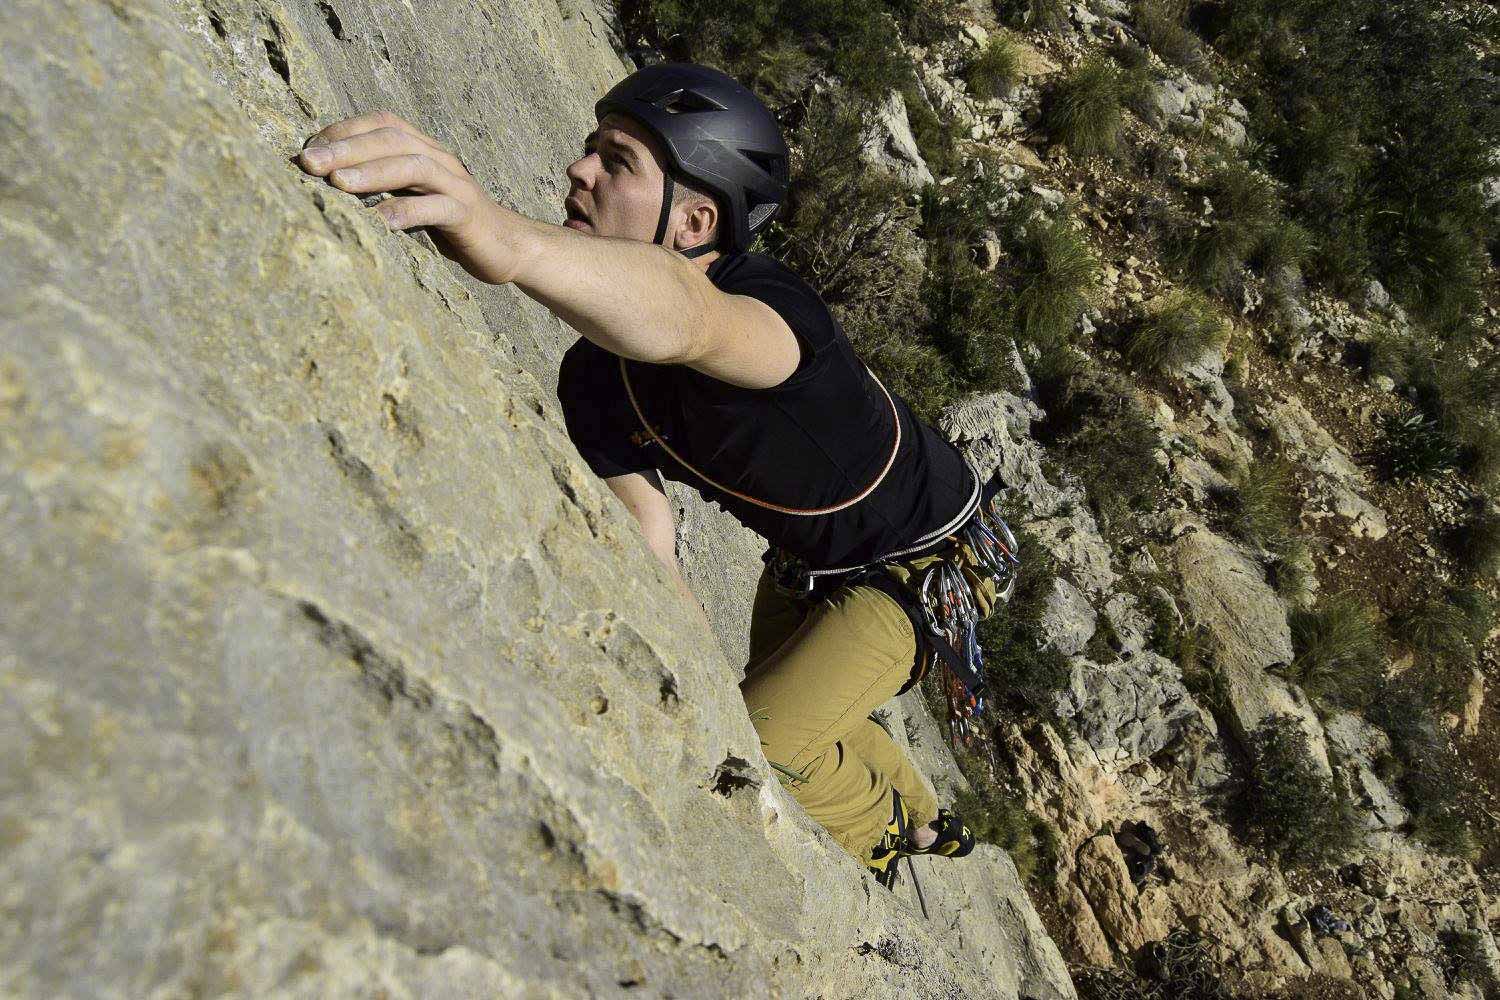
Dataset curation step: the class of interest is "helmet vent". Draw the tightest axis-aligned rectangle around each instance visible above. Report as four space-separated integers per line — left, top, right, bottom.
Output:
743 149 789 184
747 202 780 231
658 89 724 115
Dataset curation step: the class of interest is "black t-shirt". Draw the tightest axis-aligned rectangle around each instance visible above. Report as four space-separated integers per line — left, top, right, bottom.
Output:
556 251 976 570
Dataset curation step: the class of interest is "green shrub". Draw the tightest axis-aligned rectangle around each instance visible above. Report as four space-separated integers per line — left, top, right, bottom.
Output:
1381 211 1489 334
1178 628 1231 714
950 779 1059 884
1135 574 1186 659
1287 592 1388 710
922 264 1017 396
1239 713 1361 867
1457 418 1500 492
1109 37 1151 73
1375 409 1463 481
1108 40 1162 122
963 35 1021 102
1123 289 1228 372
770 93 915 300
914 175 1038 401
1393 340 1500 489
1215 458 1297 550
1438 928 1500 997
1268 533 1318 603
1133 0 1205 71
999 203 1101 347
1042 56 1127 158
1369 682 1477 859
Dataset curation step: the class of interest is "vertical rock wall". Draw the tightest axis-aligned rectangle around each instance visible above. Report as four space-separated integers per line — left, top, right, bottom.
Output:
0 1 1073 996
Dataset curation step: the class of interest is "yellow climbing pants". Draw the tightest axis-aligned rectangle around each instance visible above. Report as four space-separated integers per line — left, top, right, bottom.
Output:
741 540 999 864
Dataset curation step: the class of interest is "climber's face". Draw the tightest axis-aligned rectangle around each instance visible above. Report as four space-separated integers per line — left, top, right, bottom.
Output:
563 115 670 242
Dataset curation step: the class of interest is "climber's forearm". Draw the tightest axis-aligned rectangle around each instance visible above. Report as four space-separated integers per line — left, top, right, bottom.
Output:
672 570 716 638
292 112 707 367
499 206 706 365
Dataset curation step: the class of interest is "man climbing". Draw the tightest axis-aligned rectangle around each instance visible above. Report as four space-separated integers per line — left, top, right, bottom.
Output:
294 62 1019 888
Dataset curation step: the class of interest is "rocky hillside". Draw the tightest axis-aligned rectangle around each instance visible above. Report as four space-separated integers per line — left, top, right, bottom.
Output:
5 0 1500 998
622 0 1500 997
750 3 1500 995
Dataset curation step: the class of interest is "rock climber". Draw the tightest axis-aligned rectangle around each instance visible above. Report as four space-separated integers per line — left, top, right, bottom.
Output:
294 62 1021 888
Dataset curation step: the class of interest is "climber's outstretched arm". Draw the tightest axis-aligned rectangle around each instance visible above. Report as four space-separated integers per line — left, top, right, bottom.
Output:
294 112 800 390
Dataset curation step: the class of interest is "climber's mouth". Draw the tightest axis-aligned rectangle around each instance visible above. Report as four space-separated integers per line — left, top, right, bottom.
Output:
563 198 591 231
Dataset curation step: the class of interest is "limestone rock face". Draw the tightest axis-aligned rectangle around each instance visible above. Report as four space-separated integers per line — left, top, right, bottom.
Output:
1258 394 1388 541
1171 525 1333 773
0 1 1074 997
861 90 936 190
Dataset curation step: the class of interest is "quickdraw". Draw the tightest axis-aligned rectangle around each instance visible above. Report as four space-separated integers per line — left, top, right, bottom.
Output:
913 491 1021 750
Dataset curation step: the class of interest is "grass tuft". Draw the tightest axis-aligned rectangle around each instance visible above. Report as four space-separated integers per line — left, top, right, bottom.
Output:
1215 458 1297 551
1286 592 1387 710
963 35 1021 102
1163 156 1284 293
1251 218 1317 277
1042 56 1127 159
1123 289 1228 372
1133 0 1205 71
1003 207 1101 347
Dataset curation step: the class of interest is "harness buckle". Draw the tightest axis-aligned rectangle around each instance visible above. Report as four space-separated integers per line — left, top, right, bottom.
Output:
766 547 816 598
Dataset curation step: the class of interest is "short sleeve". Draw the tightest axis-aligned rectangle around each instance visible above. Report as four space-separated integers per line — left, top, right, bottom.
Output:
711 259 839 393
556 337 656 480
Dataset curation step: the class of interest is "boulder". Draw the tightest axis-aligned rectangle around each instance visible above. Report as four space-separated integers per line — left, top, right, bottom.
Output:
1039 577 1098 657
1171 527 1332 773
861 90 936 190
1323 713 1408 832
1259 394 1388 540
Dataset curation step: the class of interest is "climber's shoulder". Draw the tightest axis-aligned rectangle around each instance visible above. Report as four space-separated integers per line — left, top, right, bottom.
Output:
689 252 837 394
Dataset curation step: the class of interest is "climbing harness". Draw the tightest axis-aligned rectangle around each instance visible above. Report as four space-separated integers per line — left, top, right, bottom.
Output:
765 460 1022 751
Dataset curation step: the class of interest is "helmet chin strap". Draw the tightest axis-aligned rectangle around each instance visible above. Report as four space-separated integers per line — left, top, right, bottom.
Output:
654 171 717 259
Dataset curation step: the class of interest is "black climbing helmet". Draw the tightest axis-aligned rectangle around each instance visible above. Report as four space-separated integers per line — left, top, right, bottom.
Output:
594 62 789 256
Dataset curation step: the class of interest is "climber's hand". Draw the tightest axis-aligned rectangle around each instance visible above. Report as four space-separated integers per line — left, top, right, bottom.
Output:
296 111 516 283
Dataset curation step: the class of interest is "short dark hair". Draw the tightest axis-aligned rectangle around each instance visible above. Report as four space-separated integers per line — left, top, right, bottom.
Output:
670 174 719 242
